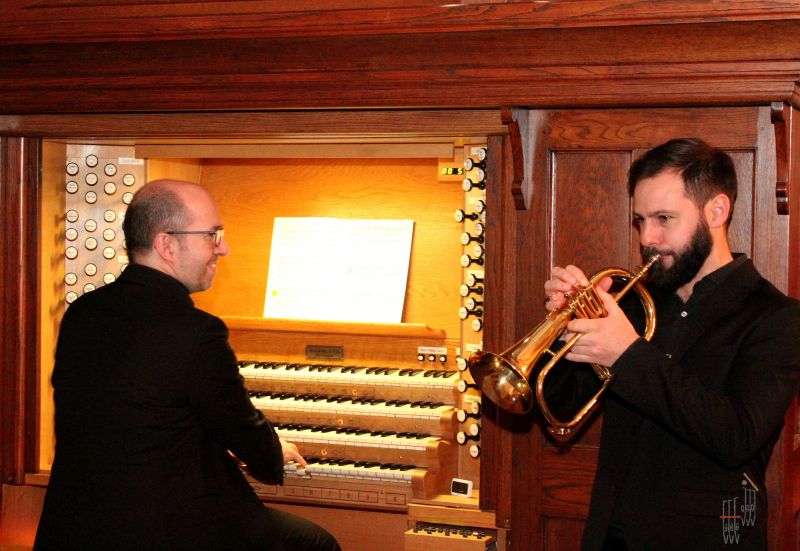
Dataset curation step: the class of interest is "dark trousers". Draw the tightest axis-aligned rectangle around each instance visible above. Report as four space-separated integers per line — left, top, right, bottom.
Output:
602 533 628 551
250 506 341 551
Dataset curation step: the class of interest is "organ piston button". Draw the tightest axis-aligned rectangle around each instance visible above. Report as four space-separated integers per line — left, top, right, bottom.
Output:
84 263 97 276
460 284 483 297
65 228 78 241
65 246 78 260
64 272 78 286
85 173 98 186
103 273 116 284
462 178 486 192
85 237 98 251
66 162 79 176
456 431 479 444
457 409 480 422
122 174 136 186
104 210 117 223
456 357 468 371
65 291 78 304
83 283 96 293
473 200 486 214
464 157 486 171
457 380 478 393
104 163 117 176
460 232 484 245
85 191 98 204
469 444 481 458
458 306 482 320
465 297 483 310
103 228 116 241
122 192 134 205
66 181 78 194
454 209 479 222
465 273 483 286
471 318 483 332
102 247 116 260
104 182 117 195
460 254 484 268
85 155 98 168
66 210 79 223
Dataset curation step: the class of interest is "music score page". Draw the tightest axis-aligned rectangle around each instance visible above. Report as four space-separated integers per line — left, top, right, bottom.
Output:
263 217 414 323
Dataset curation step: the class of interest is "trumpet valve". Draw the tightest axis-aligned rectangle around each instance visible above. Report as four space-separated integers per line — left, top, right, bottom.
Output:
569 283 607 320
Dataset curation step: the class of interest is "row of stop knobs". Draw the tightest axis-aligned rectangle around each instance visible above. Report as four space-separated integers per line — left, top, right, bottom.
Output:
456 148 486 459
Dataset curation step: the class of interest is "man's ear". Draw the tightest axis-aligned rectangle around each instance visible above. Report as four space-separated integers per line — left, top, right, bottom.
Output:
152 232 177 262
705 193 732 229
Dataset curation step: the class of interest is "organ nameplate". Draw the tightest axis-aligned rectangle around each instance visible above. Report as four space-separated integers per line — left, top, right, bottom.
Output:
305 345 344 361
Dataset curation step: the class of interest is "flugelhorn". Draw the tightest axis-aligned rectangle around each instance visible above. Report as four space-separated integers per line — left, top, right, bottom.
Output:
467 255 659 441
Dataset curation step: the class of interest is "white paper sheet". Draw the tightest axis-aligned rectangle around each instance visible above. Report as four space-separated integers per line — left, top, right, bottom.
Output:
263 217 414 323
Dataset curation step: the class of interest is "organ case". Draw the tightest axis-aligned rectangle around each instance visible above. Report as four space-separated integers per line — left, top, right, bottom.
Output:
38 139 501 550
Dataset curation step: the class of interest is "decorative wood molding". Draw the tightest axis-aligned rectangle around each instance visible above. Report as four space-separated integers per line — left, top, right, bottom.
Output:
3 1 800 45
2 23 800 113
0 111 507 139
772 101 791 215
501 106 529 211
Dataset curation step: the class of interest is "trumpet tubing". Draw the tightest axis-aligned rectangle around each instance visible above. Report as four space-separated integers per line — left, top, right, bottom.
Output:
468 255 659 440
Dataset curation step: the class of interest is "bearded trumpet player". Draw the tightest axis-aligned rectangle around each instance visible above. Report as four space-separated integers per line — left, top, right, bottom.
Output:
485 139 800 551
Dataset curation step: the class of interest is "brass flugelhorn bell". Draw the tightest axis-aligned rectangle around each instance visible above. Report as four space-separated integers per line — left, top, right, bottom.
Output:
468 255 659 441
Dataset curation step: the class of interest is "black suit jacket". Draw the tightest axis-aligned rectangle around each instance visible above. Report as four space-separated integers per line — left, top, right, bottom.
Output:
35 264 285 551
549 257 800 550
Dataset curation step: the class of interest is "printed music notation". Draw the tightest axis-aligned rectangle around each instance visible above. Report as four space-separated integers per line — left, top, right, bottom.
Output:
263 217 414 323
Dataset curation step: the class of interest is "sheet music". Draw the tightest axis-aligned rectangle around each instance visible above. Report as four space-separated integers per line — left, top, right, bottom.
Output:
263 217 414 323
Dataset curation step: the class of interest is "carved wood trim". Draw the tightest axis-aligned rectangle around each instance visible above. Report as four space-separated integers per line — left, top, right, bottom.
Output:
501 106 530 211
772 101 791 215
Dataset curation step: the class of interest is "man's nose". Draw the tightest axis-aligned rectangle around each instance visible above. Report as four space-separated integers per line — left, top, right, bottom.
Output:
638 221 660 247
215 237 229 256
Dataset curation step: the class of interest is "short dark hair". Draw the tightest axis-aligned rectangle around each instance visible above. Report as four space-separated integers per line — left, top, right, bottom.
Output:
122 184 188 262
628 138 737 221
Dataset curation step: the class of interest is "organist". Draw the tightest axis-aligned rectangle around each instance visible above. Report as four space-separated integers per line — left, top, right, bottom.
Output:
34 179 340 551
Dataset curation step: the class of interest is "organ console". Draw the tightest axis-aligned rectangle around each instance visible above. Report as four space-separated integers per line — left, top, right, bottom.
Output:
37 141 502 550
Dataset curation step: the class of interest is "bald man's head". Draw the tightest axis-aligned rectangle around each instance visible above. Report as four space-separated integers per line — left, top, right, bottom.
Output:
122 179 202 262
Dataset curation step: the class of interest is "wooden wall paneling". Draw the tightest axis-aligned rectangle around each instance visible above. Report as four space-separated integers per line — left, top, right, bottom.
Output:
1 22 800 114
186 157 464 337
146 158 204 184
0 483 45 545
0 111 507 140
266 501 407 551
783 103 800 551
480 122 552 548
2 1 800 45
0 137 40 514
515 105 795 550
38 141 67 471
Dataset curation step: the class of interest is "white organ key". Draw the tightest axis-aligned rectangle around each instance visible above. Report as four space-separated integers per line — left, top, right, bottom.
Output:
250 393 449 420
239 362 455 389
274 426 437 451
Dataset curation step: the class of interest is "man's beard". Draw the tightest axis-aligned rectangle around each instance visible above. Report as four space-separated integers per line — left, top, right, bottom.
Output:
642 220 712 292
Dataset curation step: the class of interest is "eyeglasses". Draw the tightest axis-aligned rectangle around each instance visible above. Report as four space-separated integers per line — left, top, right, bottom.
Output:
166 228 225 246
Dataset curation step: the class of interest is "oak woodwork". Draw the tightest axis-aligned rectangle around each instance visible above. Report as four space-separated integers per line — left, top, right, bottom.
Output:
2 1 800 44
1 22 800 113
2 2 800 550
